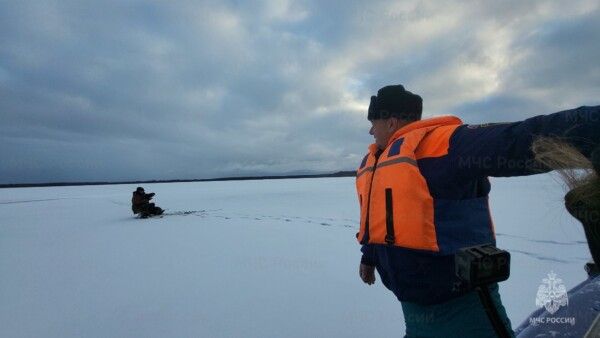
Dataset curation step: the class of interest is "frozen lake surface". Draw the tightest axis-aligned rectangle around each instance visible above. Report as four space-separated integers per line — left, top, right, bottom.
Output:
0 175 591 337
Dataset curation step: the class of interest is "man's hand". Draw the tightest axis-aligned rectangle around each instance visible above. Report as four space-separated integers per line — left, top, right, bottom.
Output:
359 263 376 285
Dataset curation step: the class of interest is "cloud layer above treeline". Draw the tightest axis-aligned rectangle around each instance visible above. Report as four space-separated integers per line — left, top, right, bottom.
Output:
1 0 599 183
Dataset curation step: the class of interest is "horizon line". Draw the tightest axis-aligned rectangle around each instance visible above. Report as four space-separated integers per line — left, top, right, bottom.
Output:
0 170 357 189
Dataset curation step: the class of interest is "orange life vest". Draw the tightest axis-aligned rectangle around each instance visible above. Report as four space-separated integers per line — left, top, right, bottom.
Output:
356 116 487 252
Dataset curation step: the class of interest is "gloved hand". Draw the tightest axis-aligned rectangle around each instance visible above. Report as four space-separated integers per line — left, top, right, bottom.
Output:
359 263 376 285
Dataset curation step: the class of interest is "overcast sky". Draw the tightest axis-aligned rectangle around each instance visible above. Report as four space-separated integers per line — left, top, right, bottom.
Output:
1 0 599 184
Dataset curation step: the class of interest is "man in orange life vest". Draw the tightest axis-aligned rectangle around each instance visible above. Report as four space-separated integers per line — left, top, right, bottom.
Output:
356 85 600 337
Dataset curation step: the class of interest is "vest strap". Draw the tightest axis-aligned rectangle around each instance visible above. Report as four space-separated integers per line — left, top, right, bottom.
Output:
385 188 395 245
376 156 418 169
357 166 374 179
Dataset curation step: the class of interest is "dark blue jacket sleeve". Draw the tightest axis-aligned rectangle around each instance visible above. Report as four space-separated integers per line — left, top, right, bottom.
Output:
361 244 376 266
449 106 600 179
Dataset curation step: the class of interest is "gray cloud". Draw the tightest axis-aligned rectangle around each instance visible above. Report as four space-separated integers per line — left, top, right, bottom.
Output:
1 0 599 184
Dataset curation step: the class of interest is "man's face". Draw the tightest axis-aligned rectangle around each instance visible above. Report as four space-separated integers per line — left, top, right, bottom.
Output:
369 118 396 150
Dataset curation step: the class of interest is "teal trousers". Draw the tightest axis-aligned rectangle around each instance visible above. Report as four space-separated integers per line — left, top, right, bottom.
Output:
401 284 514 338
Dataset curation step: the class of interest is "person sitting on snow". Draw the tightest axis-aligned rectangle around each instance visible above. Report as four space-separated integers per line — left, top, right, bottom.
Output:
131 187 164 218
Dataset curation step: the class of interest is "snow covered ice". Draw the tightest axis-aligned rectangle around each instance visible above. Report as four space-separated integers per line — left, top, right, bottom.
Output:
0 175 591 337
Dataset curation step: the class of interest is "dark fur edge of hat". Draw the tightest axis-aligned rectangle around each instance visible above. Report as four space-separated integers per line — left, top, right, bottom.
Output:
592 146 600 175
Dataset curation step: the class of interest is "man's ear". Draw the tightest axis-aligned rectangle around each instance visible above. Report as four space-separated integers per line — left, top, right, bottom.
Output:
388 117 400 130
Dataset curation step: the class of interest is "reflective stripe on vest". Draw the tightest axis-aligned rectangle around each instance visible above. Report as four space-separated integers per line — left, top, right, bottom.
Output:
356 116 489 253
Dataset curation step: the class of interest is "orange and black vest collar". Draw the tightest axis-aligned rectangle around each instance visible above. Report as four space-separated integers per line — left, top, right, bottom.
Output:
368 116 463 155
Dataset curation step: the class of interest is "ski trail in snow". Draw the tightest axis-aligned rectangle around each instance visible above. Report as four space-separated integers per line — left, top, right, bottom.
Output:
0 198 72 205
507 249 576 263
496 232 587 246
162 210 205 216
148 208 222 218
215 211 358 229
143 208 359 230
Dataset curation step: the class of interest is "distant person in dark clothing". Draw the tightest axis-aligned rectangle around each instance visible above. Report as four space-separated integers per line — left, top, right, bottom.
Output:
131 187 164 218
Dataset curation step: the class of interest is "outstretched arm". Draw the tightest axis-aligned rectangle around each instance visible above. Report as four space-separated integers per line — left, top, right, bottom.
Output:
449 106 600 179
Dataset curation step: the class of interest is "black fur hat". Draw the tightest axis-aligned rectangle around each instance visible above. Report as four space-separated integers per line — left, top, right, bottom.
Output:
368 84 422 121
